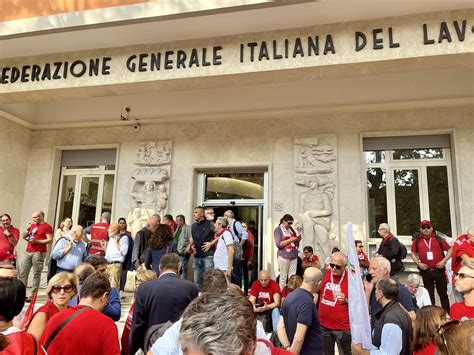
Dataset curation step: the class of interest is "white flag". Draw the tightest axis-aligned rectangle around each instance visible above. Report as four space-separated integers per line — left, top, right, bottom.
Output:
346 222 375 349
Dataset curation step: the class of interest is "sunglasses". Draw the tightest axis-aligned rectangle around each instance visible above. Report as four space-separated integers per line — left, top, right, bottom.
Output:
437 320 461 355
454 272 474 280
287 221 293 225
51 285 75 294
329 263 343 270
421 225 431 230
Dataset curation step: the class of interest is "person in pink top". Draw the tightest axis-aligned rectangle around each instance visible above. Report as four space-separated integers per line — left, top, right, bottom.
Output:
274 214 301 289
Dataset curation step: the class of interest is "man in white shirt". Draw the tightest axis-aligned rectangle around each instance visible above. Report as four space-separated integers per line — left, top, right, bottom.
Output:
212 217 235 278
102 223 129 287
406 273 431 309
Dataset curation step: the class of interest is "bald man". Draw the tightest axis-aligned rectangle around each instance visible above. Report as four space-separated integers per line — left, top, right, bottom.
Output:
19 210 53 300
51 225 88 274
277 267 323 354
249 270 281 332
132 214 161 271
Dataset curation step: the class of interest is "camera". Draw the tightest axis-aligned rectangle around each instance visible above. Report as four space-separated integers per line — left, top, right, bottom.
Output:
133 124 141 131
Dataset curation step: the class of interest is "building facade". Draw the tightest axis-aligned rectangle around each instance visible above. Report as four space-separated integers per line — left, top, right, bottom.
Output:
1 1 473 275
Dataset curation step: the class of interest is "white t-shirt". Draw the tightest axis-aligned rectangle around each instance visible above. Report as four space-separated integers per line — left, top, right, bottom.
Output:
415 286 432 308
213 230 234 271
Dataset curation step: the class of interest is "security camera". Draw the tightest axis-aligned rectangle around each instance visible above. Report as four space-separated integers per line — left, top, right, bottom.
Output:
133 124 141 131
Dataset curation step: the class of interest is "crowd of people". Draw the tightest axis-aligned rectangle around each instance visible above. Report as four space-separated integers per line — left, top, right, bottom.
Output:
1 208 474 354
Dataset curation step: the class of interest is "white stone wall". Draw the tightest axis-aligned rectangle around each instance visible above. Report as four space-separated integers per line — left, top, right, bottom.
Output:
0 117 31 225
12 105 474 274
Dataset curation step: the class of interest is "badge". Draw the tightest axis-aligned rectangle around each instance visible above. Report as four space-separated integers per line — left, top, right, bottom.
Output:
426 251 434 261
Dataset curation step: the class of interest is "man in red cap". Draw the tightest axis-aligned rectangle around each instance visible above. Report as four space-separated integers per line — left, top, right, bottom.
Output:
410 220 452 312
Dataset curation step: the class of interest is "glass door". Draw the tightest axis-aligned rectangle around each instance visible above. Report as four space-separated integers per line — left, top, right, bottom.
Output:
55 166 115 228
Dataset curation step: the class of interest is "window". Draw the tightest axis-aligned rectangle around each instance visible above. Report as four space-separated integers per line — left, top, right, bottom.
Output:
364 135 455 238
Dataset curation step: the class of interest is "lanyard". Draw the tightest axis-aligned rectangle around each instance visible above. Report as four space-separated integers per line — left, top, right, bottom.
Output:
423 237 432 251
330 270 345 289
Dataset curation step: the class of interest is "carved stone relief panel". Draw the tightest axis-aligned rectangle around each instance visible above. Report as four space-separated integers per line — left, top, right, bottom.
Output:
293 135 338 262
128 141 172 236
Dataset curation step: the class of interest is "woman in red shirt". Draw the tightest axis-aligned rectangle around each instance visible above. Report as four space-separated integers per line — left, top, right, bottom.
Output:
27 272 77 339
413 305 448 355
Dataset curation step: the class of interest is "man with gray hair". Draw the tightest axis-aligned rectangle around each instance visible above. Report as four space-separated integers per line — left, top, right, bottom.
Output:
203 217 234 278
375 223 404 276
451 259 474 320
224 209 248 286
405 273 431 308
51 224 88 273
364 257 415 327
179 290 289 355
132 214 161 271
83 211 111 256
277 267 324 354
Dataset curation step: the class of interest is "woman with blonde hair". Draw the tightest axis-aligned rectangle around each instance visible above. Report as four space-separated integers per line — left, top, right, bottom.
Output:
27 272 78 339
413 305 448 355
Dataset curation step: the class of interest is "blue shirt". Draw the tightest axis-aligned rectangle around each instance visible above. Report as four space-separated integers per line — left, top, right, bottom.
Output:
281 287 323 355
52 238 88 271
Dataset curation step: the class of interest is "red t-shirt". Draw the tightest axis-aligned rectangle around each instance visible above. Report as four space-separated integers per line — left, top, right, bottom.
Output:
250 279 281 304
3 330 46 355
26 223 53 253
414 342 437 355
318 270 350 330
0 226 20 253
411 233 450 269
450 302 474 321
88 222 110 255
452 235 474 274
40 305 119 355
302 255 319 267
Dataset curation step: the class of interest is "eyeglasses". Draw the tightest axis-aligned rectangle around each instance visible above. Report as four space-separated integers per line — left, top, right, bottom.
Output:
454 272 474 280
329 263 343 270
421 225 431 230
438 320 461 355
51 285 75 294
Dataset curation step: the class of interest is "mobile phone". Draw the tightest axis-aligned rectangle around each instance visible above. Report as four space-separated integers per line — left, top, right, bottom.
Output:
365 273 373 282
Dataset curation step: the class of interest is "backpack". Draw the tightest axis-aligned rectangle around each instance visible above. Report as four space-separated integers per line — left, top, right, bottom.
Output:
399 242 408 260
412 232 445 255
231 222 243 260
47 237 65 281
143 320 174 352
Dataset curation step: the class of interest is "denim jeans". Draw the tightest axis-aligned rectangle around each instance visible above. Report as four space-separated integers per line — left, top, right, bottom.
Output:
193 255 214 288
180 254 190 280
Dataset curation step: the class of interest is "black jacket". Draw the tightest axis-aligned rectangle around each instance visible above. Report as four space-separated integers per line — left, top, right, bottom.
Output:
377 234 404 275
130 272 198 354
373 300 413 355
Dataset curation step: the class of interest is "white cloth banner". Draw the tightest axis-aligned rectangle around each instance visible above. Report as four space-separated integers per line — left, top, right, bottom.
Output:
346 221 375 349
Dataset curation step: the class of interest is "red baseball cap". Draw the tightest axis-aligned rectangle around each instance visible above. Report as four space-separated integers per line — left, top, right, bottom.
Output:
0 250 16 260
420 220 433 228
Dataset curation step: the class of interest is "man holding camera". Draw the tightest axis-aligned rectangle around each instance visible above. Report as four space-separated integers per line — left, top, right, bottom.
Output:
249 269 281 333
19 210 53 300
